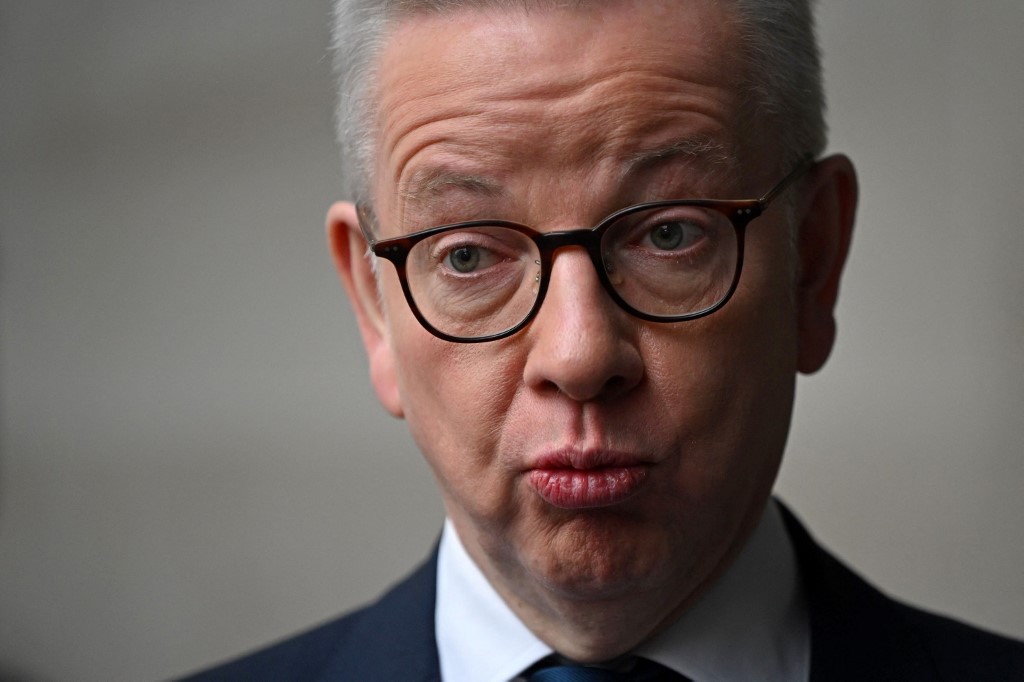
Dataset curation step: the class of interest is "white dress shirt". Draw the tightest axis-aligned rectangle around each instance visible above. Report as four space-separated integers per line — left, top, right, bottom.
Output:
435 501 809 682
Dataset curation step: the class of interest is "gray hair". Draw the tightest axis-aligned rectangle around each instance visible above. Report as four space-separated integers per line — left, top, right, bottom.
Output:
329 0 826 202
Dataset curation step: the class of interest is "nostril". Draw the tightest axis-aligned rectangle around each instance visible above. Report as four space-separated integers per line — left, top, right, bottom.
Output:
604 375 625 393
598 373 640 401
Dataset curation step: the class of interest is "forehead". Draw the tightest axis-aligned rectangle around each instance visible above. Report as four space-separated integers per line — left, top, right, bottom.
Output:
379 0 741 75
370 1 755 224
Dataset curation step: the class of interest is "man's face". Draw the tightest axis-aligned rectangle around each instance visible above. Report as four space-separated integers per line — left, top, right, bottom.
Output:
339 0 831 647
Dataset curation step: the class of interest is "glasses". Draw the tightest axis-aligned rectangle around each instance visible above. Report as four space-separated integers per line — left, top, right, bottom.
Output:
358 158 813 343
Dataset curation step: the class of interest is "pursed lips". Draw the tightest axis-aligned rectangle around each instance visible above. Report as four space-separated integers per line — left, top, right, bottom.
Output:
526 448 652 509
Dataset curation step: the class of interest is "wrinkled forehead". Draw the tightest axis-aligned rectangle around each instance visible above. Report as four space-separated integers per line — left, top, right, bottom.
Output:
375 3 777 214
368 0 762 173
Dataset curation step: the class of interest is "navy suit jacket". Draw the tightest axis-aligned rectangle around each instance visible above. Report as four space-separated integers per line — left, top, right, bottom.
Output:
182 506 1024 681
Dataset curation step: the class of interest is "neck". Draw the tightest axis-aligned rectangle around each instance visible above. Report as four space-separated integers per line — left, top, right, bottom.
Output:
455 514 761 662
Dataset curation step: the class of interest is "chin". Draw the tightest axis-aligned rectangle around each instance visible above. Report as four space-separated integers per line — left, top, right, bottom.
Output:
522 512 684 600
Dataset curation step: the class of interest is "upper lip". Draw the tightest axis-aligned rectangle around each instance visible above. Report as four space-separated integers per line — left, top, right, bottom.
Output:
528 447 649 471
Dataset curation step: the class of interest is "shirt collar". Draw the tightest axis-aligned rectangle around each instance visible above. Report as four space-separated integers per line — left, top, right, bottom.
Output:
435 500 808 682
435 517 552 682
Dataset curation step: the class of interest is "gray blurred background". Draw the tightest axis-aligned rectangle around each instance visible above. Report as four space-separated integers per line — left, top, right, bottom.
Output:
1 1 1022 680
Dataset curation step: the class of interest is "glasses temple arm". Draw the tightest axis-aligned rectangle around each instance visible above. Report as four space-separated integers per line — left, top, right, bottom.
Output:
759 156 816 207
355 202 379 246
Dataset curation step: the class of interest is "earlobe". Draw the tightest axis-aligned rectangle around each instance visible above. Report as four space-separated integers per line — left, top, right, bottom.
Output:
327 201 405 418
794 155 858 375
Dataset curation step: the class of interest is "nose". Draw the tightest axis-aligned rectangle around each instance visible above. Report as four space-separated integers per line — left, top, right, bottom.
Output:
522 248 644 402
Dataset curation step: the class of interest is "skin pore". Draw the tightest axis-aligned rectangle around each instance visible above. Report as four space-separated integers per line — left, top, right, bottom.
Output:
330 0 856 662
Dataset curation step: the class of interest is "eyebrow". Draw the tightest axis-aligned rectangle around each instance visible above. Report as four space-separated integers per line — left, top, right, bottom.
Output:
622 135 733 178
398 167 506 201
397 136 732 203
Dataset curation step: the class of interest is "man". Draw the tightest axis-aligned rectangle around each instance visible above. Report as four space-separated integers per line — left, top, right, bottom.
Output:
186 0 1024 679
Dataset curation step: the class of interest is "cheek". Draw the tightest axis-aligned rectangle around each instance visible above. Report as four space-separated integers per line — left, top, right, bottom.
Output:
382 280 525 498
643 271 798 494
395 335 515 440
697 271 797 487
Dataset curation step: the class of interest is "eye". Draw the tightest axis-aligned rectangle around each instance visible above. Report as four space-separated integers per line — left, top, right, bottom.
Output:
445 245 483 273
432 233 508 274
647 221 704 251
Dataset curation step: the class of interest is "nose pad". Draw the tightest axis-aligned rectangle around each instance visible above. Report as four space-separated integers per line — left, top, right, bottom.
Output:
523 248 643 402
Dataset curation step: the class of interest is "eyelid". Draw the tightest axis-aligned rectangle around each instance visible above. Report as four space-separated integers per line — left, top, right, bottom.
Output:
614 205 717 233
424 229 523 271
427 227 514 251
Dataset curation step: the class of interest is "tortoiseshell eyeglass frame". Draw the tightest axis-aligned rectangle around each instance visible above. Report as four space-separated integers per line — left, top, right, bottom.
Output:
356 157 815 343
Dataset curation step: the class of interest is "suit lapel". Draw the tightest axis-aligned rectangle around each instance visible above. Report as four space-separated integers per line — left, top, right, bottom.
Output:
318 550 442 682
779 504 940 681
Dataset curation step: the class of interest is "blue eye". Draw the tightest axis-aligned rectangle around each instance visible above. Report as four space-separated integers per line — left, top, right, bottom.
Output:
445 246 481 273
648 221 703 250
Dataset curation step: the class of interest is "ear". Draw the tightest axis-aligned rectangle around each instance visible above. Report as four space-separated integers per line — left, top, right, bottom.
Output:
794 154 858 374
327 201 404 418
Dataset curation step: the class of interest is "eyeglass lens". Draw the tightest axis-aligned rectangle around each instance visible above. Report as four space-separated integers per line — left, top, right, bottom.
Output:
402 203 738 340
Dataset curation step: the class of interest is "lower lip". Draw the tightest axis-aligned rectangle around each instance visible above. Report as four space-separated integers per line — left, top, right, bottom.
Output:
527 466 649 509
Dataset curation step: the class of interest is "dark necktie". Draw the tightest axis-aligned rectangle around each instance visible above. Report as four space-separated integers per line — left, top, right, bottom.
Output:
525 656 690 681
